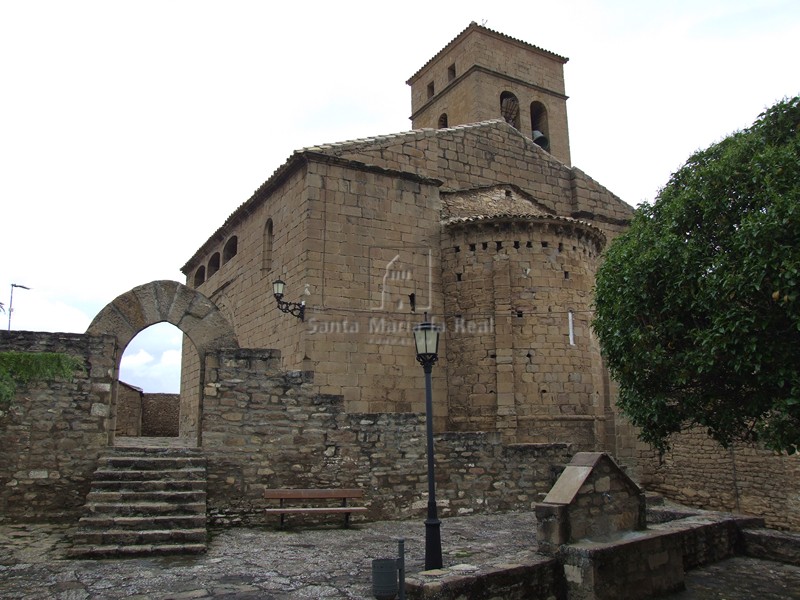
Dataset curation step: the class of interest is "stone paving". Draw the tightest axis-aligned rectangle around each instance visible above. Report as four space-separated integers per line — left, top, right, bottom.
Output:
1 513 799 599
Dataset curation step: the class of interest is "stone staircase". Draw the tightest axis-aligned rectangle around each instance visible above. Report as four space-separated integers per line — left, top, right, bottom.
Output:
68 446 207 558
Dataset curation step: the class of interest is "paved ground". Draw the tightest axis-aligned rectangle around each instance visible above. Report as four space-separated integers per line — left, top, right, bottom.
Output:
1 513 799 599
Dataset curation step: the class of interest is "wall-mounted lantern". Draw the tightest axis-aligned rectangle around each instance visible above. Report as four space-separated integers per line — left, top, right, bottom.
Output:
272 279 305 321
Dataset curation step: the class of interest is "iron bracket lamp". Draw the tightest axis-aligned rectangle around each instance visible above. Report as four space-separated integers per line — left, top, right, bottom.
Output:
272 279 305 321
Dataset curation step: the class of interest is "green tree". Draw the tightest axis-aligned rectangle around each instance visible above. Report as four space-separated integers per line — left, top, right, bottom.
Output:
592 96 800 454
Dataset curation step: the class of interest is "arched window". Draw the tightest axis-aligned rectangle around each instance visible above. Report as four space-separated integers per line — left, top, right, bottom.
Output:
208 252 220 277
262 219 274 271
193 266 206 287
222 236 238 264
438 113 448 128
500 91 520 130
530 101 550 151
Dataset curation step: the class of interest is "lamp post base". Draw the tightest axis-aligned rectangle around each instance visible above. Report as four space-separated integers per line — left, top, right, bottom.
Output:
424 510 442 570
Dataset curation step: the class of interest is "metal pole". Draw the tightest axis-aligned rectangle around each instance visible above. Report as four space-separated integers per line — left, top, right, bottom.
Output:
423 363 442 570
398 538 406 600
7 284 13 331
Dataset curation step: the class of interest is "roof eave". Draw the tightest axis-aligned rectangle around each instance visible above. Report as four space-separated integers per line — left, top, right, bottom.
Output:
406 21 568 86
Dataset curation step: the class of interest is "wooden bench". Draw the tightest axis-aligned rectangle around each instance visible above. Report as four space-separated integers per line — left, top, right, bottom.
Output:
263 488 367 528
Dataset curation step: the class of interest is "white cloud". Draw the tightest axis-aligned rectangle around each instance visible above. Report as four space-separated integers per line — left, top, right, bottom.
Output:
160 349 182 367
120 349 155 370
2 289 93 334
119 324 183 393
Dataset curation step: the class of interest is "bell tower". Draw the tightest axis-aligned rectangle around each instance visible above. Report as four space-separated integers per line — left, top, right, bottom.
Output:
407 22 572 165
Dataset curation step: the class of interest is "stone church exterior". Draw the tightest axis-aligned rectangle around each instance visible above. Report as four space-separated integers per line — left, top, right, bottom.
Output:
2 22 798 536
179 22 635 454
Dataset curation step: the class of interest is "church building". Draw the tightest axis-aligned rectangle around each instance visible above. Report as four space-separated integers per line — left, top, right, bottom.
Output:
179 22 634 451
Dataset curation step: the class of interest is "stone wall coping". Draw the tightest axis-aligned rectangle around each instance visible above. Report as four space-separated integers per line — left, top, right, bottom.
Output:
740 527 800 566
542 465 592 504
543 452 641 505
560 513 757 558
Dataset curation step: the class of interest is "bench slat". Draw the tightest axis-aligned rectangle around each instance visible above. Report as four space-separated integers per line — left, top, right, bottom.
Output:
263 507 368 514
264 488 363 500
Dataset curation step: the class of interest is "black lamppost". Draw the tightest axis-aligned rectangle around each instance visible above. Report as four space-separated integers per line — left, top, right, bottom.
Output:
272 279 305 321
413 315 443 570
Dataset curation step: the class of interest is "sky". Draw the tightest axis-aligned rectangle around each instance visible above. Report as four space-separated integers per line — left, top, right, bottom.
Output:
1 0 798 392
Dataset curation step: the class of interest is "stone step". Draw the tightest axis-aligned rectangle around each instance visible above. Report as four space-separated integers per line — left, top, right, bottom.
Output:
91 479 206 492
86 490 206 504
99 456 207 470
92 468 206 482
78 514 206 530
67 542 207 559
71 527 207 546
71 447 209 558
109 444 202 455
84 501 206 516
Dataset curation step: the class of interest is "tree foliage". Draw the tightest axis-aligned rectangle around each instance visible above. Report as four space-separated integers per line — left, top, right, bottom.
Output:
0 351 84 407
592 96 800 454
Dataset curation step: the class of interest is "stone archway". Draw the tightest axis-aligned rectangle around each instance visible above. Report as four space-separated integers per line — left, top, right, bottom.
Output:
87 280 238 446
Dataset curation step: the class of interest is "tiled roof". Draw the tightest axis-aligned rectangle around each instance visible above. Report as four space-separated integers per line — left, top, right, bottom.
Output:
407 22 568 84
443 212 607 246
299 119 508 157
181 119 553 273
441 184 556 220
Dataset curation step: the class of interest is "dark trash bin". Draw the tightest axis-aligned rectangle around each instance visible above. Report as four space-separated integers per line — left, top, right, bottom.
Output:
372 558 398 600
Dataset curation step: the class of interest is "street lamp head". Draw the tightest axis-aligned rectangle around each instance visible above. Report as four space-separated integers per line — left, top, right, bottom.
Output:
271 278 304 321
413 317 441 369
272 279 285 300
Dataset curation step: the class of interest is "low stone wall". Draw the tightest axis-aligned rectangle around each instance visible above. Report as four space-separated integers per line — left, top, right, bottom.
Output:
406 557 565 600
639 428 800 531
0 331 117 522
739 527 800 566
116 382 142 436
0 336 573 526
142 393 179 436
558 513 760 600
201 348 575 525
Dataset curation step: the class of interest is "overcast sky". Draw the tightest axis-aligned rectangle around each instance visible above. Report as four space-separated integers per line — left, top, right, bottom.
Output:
1 0 798 392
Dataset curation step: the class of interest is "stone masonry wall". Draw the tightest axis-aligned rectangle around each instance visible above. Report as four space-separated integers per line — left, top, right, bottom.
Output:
639 428 800 531
141 393 179 437
201 348 574 525
442 216 604 448
0 331 116 522
179 122 632 444
326 123 632 243
182 165 309 413
302 160 447 420
115 382 142 436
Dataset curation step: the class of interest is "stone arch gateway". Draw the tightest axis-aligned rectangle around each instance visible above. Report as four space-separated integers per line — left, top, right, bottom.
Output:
86 280 238 445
